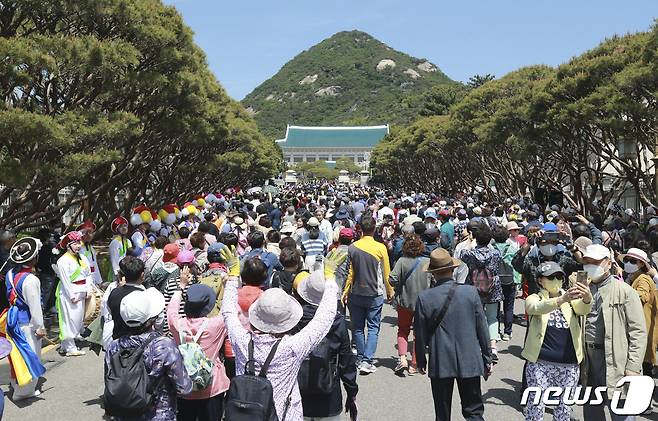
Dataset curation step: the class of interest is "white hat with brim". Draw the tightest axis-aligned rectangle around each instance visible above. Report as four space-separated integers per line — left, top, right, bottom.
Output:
297 271 326 306
249 288 303 334
120 288 165 328
307 217 320 227
617 248 650 266
583 244 611 261
233 216 247 230
9 237 42 264
506 222 521 231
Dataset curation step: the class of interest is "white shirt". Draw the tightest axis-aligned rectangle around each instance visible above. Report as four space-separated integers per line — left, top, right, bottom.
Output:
109 235 133 276
318 219 334 245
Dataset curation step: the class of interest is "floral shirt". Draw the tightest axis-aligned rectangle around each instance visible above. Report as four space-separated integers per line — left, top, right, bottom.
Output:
460 245 503 303
221 279 338 421
105 332 192 421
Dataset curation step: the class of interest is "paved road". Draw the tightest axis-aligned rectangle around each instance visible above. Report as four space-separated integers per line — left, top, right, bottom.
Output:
2 298 656 420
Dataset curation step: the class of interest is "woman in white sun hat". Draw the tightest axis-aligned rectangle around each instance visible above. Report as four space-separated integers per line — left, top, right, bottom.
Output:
618 247 658 376
221 245 347 421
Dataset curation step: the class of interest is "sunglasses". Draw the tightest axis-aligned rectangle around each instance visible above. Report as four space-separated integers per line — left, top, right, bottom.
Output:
623 257 638 264
544 276 562 282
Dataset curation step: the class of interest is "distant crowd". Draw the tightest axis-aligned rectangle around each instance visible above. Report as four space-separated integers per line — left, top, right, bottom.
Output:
1 185 657 421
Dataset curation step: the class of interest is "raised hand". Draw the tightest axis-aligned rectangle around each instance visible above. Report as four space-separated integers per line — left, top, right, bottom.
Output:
220 245 240 277
324 249 347 280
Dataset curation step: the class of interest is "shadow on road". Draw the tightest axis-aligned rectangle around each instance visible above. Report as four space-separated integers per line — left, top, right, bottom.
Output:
499 344 523 359
483 377 523 412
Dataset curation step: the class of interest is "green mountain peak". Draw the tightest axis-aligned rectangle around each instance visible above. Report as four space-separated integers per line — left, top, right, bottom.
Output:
242 30 455 139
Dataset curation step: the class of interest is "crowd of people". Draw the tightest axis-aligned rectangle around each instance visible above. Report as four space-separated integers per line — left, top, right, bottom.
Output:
0 185 657 421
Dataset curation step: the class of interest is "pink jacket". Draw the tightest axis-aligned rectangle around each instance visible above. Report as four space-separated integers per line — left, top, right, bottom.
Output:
167 291 230 399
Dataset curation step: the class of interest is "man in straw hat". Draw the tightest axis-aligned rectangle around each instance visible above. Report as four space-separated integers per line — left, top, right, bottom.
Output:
55 231 92 356
414 248 492 421
4 237 47 400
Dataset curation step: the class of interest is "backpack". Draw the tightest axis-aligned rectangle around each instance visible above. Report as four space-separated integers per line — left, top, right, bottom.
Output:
497 244 515 286
297 337 339 395
178 319 214 391
471 266 494 298
225 338 291 421
103 334 161 417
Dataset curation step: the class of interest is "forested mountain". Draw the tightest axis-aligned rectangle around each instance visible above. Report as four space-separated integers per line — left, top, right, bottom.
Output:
242 30 456 139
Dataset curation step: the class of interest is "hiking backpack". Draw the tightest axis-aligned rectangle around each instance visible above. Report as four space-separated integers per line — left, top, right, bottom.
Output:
497 245 515 286
297 337 339 395
471 266 494 298
178 319 214 391
103 334 160 417
225 338 290 421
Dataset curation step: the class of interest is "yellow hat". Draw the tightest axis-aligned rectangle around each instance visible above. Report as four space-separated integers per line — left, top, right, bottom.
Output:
293 271 310 291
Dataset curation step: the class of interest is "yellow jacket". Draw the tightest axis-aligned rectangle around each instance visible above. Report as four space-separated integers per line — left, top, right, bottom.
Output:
522 289 593 364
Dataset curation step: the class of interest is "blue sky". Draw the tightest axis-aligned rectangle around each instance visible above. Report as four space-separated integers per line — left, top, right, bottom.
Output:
164 1 656 100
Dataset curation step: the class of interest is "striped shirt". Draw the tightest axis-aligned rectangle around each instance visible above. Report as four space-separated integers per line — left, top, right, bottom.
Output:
300 233 328 258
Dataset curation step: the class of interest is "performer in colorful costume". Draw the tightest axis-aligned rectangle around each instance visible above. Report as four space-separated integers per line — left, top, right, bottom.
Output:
108 216 132 282
77 220 103 286
130 205 153 256
2 237 46 399
55 231 91 356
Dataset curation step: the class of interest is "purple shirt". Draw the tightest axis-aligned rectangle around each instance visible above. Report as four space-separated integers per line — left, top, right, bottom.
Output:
105 332 192 421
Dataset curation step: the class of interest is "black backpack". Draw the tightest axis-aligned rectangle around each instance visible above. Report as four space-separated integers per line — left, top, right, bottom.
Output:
104 334 161 417
297 337 338 395
225 338 291 421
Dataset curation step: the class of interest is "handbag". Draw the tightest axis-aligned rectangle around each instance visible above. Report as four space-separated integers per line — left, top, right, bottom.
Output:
394 257 422 299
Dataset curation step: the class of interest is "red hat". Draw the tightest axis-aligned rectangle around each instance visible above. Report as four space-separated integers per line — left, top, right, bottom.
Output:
57 231 83 249
438 209 450 217
339 228 355 240
76 220 97 232
163 243 180 263
111 216 129 233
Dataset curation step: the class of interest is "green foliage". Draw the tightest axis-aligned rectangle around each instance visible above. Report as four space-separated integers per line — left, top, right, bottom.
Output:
0 0 280 231
295 161 339 180
242 30 456 139
467 74 496 88
334 157 361 174
371 25 658 210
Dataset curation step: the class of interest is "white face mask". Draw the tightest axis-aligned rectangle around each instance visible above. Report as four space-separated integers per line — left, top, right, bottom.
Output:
539 244 557 257
624 262 639 274
583 264 607 282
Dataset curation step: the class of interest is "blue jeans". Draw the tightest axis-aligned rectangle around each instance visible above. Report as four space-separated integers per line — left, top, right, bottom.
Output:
348 294 384 364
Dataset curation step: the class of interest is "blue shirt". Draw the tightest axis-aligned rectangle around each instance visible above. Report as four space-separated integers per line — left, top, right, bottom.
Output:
241 248 283 287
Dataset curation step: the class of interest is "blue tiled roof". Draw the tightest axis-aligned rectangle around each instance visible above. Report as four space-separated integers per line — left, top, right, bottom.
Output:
276 125 389 148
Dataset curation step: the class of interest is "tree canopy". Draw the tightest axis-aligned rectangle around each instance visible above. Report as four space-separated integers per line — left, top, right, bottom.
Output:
0 0 281 231
371 24 658 212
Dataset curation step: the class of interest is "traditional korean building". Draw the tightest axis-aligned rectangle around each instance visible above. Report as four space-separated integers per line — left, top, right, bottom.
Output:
276 125 389 169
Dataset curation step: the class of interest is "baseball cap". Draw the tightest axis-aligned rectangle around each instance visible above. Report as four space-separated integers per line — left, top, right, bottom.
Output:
583 244 611 261
339 228 354 240
120 288 165 327
537 261 564 277
424 208 437 219
542 222 558 232
307 217 320 227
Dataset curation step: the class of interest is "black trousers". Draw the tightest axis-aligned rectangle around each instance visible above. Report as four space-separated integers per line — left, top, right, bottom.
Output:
177 393 224 421
430 377 484 421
